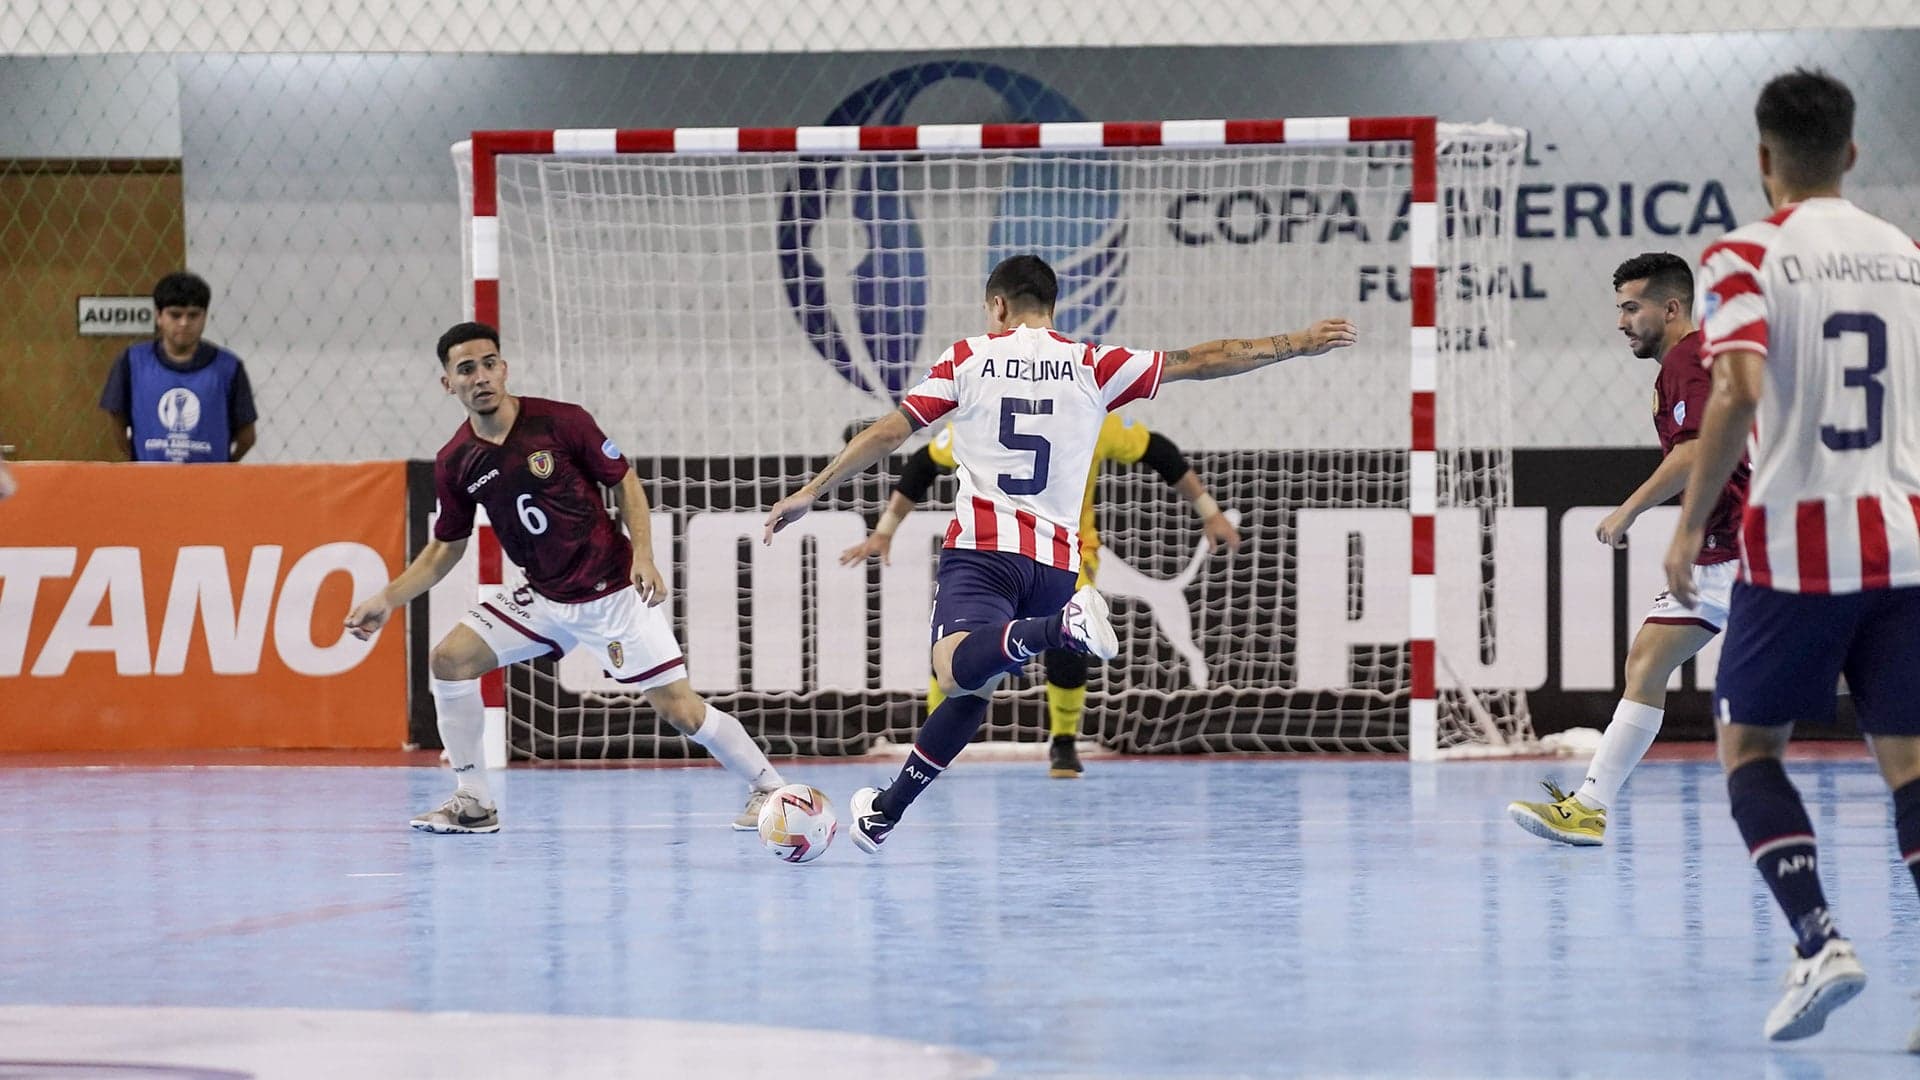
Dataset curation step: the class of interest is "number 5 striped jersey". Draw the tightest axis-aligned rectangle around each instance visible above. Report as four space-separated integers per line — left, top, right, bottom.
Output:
1697 198 1920 594
898 326 1164 574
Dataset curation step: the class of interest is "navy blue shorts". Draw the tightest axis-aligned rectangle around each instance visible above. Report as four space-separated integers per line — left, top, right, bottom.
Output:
1715 582 1920 734
929 548 1078 644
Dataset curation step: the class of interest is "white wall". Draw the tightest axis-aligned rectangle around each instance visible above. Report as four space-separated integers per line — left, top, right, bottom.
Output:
4 26 1918 457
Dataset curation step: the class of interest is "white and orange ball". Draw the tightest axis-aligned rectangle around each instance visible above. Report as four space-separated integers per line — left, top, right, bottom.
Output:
756 784 837 864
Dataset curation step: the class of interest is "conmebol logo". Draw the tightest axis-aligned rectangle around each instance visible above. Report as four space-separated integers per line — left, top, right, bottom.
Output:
778 61 1127 401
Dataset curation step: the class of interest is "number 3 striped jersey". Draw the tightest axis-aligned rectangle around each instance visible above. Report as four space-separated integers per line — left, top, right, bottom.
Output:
898 326 1164 573
1697 198 1920 593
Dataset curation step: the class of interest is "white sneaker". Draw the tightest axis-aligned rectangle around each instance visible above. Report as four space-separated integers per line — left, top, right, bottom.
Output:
409 790 500 834
1765 937 1866 1041
847 786 896 854
1061 586 1118 661
733 788 770 831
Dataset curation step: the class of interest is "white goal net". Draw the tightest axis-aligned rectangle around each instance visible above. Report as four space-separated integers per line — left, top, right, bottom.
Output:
453 118 1532 760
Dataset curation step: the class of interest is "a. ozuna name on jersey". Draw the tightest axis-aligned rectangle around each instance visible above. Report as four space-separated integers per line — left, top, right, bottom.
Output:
977 358 1076 382
1780 252 1920 287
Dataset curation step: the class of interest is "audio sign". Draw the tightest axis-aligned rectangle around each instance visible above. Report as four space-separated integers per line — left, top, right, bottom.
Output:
76 296 155 337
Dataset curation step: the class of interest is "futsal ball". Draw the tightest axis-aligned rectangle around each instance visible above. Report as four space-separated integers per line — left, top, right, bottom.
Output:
757 784 837 864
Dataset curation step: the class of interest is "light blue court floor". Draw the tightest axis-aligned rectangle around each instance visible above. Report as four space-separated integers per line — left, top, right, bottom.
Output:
2 756 1919 1079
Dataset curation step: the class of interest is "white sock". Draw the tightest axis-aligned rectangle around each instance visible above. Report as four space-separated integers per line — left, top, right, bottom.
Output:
1575 700 1664 810
431 677 493 805
688 704 784 792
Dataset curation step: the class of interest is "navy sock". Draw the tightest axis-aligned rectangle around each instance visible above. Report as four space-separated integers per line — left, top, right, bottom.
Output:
949 614 1069 690
876 694 990 821
1728 758 1837 958
1894 778 1920 899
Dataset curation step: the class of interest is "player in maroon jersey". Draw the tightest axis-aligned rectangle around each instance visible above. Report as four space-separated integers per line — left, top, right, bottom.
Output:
345 322 787 833
1508 252 1750 846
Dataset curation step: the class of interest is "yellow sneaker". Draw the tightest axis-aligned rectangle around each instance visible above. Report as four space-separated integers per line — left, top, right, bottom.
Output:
1507 780 1606 846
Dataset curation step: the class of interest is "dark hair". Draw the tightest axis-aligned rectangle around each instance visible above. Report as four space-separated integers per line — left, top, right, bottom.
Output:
436 321 500 367
1611 252 1694 306
985 254 1058 312
1755 67 1855 188
153 271 211 311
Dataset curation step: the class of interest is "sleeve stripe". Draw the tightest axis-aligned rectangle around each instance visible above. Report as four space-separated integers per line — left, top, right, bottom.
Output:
1706 294 1767 333
1709 271 1763 303
1699 237 1769 272
1106 354 1164 411
1702 321 1768 357
901 395 953 426
1093 346 1136 388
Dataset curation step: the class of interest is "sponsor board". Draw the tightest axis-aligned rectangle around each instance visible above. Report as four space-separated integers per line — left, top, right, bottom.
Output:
0 462 408 750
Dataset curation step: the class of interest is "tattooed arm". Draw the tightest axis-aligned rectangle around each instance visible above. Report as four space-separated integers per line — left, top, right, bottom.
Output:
1158 319 1358 383
763 410 914 542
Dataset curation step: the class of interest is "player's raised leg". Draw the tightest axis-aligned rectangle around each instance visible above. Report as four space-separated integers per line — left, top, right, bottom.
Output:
1509 607 1717 846
849 554 1110 853
414 624 507 834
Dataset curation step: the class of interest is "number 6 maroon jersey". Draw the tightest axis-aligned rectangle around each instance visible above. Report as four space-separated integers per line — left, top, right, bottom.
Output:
432 396 634 602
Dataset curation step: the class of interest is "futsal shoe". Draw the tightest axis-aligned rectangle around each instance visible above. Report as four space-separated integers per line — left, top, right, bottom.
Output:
848 786 896 854
1061 586 1118 661
1048 735 1084 779
410 790 500 834
733 788 771 831
1507 779 1606 847
1765 936 1866 1041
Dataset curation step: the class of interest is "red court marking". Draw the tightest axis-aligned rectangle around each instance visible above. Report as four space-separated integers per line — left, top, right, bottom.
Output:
165 898 406 943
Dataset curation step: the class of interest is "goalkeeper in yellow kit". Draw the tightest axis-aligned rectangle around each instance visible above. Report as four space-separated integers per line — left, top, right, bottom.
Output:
840 413 1240 776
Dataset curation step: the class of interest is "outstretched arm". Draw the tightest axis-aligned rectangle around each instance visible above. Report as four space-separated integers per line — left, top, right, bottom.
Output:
344 535 469 640
765 410 915 542
1158 319 1357 383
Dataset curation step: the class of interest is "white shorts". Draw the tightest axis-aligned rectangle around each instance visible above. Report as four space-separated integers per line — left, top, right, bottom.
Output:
1643 560 1738 634
464 585 687 691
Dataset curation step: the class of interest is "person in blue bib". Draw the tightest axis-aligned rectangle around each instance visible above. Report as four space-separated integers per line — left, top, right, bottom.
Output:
98 272 258 463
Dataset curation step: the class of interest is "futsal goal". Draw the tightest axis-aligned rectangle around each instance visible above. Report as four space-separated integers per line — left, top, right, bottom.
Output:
452 116 1532 761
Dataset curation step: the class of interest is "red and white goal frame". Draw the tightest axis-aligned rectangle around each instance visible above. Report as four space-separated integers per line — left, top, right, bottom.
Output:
462 117 1448 761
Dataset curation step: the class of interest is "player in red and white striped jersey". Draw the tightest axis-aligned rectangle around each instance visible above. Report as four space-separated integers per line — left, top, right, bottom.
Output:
1663 68 1920 1046
895 330 1162 575
765 254 1354 852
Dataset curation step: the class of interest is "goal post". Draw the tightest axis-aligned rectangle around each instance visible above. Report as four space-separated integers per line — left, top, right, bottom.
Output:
451 116 1532 762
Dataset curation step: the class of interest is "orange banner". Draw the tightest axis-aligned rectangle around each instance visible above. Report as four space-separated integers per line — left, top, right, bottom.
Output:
0 462 407 750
